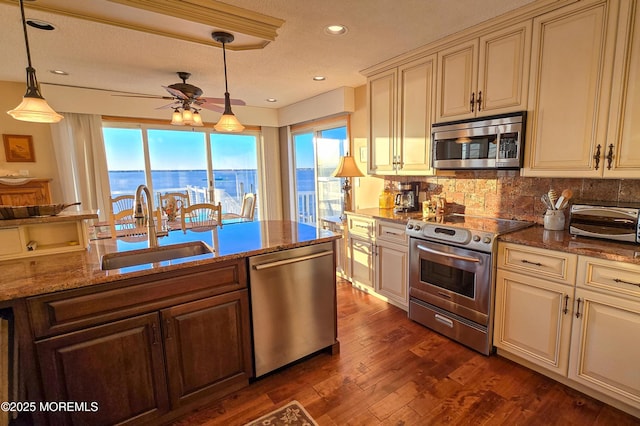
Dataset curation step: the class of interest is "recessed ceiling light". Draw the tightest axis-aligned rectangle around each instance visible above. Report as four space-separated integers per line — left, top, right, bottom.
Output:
325 25 348 35
49 70 68 75
313 76 326 81
266 98 277 103
26 19 56 31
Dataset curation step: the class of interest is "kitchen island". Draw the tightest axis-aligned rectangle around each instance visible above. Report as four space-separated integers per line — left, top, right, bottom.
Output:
0 220 341 426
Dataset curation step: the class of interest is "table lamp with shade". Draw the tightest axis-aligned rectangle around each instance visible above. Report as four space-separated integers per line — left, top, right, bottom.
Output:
332 153 364 218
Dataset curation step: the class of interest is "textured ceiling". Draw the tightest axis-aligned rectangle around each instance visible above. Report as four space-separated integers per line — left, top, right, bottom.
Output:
0 0 535 110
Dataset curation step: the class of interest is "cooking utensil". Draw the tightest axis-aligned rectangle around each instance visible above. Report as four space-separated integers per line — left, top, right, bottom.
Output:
547 189 558 209
555 189 573 210
0 202 81 220
541 194 554 210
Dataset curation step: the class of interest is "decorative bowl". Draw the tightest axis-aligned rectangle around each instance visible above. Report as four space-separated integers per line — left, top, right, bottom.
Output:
0 202 81 220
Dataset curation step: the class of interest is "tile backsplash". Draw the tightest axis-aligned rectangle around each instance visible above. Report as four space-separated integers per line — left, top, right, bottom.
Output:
384 171 639 224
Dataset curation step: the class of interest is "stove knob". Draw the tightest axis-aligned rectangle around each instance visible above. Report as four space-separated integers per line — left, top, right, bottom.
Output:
414 225 421 231
407 224 414 230
483 236 492 244
472 235 481 242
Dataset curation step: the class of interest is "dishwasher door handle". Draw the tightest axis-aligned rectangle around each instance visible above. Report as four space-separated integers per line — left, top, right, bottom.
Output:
252 250 333 270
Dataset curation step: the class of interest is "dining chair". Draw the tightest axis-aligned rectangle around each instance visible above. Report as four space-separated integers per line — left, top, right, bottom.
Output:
223 193 256 222
158 191 190 220
181 202 223 233
108 194 140 238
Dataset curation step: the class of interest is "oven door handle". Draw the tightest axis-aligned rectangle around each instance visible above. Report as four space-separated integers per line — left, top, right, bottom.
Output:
416 244 481 263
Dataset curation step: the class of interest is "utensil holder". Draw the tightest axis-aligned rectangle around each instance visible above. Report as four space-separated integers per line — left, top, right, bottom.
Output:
544 209 565 231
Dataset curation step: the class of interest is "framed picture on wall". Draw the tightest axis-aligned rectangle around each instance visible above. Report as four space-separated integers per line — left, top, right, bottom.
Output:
3 134 35 162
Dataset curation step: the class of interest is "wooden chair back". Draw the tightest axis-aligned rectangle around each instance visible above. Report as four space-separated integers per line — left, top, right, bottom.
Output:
158 191 190 219
240 193 257 220
181 202 223 234
109 195 139 238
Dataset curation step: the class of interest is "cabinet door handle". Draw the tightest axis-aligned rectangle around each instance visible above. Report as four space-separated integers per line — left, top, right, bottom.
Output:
606 144 614 170
165 318 172 339
614 278 640 288
563 295 569 315
593 144 602 170
470 92 475 112
575 297 582 319
477 91 483 111
151 323 160 345
521 259 543 267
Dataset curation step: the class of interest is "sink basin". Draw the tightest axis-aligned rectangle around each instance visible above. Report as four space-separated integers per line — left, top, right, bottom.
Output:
101 241 214 270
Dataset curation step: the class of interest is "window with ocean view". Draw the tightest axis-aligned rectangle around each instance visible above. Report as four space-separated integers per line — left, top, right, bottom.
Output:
292 124 346 225
102 125 260 220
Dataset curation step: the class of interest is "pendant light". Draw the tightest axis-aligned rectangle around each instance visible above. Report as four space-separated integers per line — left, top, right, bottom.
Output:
211 32 244 133
7 0 63 123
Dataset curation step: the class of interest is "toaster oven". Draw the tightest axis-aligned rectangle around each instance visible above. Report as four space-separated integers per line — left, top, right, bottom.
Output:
569 203 640 244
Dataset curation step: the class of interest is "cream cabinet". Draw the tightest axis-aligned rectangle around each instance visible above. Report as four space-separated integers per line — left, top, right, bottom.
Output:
346 214 409 310
568 257 640 410
495 241 640 417
320 217 348 279
436 21 531 121
494 243 577 374
523 0 623 177
367 55 436 176
602 0 640 178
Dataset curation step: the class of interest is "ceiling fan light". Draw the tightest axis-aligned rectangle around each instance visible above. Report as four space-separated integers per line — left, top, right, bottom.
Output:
182 108 194 124
171 109 184 126
8 95 63 123
214 113 245 133
192 111 204 126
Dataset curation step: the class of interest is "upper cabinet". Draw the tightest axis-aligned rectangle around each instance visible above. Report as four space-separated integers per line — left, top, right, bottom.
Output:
436 21 532 121
523 0 640 178
367 55 437 176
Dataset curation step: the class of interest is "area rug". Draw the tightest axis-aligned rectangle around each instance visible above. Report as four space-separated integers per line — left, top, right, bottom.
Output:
244 400 319 426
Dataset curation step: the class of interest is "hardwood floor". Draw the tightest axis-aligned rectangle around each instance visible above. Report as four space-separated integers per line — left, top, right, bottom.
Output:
170 279 639 426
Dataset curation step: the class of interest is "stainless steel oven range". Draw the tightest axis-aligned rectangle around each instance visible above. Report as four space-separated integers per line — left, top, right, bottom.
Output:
405 214 533 355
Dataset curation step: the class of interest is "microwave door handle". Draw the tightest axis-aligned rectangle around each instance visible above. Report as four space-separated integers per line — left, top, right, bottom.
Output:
416 244 481 263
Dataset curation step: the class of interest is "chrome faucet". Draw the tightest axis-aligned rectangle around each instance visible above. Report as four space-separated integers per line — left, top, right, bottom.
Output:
134 184 158 248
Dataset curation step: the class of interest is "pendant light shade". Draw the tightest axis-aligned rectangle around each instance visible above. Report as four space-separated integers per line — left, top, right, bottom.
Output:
212 32 244 133
7 0 62 123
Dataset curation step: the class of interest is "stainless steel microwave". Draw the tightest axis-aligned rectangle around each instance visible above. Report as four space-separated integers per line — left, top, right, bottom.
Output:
432 111 526 170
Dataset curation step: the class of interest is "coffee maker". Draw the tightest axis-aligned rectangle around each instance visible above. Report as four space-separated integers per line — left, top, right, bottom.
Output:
394 182 420 213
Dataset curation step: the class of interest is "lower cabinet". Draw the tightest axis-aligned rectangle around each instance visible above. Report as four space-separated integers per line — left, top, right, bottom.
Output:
495 242 640 417
346 213 409 310
29 259 252 425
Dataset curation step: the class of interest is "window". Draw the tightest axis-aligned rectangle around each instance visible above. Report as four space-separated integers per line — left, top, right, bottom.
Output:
102 124 260 220
291 121 347 225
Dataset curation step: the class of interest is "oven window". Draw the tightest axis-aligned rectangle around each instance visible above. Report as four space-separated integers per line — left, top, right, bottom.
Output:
420 258 475 298
435 135 497 161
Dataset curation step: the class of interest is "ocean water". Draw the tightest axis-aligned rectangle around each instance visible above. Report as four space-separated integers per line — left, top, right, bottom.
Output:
108 169 316 197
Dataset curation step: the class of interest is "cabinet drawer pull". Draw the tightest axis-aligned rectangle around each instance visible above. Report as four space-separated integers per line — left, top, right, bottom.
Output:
151 323 160 345
606 144 614 170
575 298 582 319
563 295 569 315
477 91 483 111
614 278 640 288
593 144 601 170
470 92 475 112
521 259 543 267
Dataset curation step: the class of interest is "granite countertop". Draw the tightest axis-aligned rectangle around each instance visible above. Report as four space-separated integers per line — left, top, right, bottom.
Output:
0 210 98 226
0 220 340 302
499 225 640 265
348 208 424 224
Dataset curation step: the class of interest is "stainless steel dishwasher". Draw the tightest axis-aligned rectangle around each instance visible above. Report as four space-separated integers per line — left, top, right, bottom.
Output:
248 242 337 377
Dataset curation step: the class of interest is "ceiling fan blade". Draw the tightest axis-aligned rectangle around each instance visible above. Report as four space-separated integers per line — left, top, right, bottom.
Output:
112 94 174 100
156 102 181 110
163 86 190 100
200 97 246 106
199 103 225 113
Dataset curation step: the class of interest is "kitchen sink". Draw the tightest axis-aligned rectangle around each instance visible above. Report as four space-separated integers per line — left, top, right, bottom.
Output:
101 241 214 270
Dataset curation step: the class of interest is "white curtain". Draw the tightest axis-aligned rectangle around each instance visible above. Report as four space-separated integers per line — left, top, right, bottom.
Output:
51 113 110 221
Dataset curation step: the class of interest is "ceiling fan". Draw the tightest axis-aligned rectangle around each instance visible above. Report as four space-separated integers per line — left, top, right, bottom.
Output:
115 71 245 114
